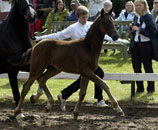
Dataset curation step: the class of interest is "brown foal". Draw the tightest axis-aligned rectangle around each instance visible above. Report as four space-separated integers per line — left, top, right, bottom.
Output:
14 9 125 119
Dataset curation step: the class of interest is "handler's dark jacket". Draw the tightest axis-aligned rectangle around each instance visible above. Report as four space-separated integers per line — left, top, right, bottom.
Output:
129 13 157 56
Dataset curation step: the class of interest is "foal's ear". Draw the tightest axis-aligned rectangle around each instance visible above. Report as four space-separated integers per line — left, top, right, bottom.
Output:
101 8 105 18
108 8 113 15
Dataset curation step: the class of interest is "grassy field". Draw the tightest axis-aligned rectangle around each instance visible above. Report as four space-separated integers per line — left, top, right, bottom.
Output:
1 50 158 104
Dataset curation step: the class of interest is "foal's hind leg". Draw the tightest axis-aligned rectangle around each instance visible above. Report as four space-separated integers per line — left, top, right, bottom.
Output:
30 86 43 104
73 76 89 120
30 67 60 104
14 77 37 117
85 71 125 116
37 66 61 112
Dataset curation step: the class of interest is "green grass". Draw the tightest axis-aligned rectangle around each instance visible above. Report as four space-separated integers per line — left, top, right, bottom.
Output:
1 50 158 104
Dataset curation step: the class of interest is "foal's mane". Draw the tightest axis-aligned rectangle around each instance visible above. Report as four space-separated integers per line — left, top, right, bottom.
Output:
85 16 102 38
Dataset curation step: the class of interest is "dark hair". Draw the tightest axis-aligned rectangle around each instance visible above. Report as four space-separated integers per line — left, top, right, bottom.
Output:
54 0 64 13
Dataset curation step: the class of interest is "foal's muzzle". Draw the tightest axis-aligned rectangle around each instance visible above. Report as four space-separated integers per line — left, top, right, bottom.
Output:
112 35 119 41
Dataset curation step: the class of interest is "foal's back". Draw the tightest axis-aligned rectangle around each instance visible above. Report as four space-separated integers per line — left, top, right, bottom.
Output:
30 38 95 74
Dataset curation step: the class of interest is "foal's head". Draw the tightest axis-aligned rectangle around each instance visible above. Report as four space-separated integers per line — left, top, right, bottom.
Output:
99 9 119 41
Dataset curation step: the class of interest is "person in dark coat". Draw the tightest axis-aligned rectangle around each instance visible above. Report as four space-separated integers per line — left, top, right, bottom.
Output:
66 0 80 21
130 0 157 94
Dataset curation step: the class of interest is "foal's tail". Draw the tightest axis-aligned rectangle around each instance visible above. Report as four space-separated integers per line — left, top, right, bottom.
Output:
7 48 32 66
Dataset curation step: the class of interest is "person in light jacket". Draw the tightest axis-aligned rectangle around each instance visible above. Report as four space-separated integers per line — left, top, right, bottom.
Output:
116 1 136 38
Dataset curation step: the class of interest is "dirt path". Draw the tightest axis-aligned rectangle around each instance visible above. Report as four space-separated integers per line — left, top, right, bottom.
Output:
0 101 158 130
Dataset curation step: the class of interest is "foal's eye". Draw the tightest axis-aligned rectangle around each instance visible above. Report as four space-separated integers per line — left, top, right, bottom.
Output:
103 17 113 24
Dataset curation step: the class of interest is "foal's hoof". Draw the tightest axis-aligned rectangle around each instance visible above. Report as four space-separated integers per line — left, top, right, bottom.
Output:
16 113 25 119
30 95 37 104
117 111 125 117
115 106 125 117
14 109 21 118
44 107 50 113
73 111 79 120
44 104 52 113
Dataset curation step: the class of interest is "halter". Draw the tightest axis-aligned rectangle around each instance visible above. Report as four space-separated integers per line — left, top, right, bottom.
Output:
14 0 36 22
25 0 35 11
21 4 34 14
22 0 34 11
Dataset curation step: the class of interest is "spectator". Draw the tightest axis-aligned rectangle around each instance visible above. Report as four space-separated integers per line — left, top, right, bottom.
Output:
87 0 105 21
130 0 157 94
151 0 158 22
66 0 80 21
35 6 111 111
43 0 69 34
116 1 135 21
151 0 158 61
103 0 116 53
104 0 115 19
116 1 135 38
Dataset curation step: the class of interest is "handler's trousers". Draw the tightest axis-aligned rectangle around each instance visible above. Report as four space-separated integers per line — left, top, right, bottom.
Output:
61 66 104 101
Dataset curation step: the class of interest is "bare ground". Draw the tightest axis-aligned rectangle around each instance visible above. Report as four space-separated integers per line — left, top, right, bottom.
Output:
1 101 158 130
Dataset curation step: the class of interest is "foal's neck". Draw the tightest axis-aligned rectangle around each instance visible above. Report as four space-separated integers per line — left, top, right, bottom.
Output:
84 18 105 57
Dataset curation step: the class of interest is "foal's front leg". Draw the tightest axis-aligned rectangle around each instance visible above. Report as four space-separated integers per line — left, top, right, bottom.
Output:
86 71 125 116
30 86 43 104
73 76 89 120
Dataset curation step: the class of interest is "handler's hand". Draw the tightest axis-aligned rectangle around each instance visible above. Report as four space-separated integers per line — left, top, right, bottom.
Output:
132 26 140 31
35 36 42 42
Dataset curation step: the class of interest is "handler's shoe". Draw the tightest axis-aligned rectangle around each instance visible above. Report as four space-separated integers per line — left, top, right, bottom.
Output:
16 113 25 119
97 100 108 107
58 94 66 111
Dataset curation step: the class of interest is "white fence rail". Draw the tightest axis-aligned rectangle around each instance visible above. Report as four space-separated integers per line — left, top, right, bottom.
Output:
1 72 158 97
